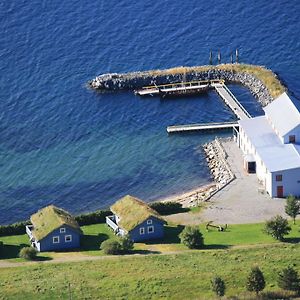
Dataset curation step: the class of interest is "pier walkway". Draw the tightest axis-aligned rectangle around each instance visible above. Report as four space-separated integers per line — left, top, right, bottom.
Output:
212 83 251 120
167 121 239 133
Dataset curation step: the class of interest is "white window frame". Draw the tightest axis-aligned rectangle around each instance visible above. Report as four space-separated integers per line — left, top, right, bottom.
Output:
147 219 152 225
60 227 66 234
148 226 154 233
139 227 145 235
65 235 72 243
53 236 60 244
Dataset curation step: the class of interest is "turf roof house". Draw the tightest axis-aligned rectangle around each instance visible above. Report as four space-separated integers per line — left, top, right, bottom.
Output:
239 92 300 197
26 205 83 252
106 195 166 242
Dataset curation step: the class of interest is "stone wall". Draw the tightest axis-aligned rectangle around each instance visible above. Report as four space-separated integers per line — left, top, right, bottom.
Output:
203 138 235 189
88 67 274 106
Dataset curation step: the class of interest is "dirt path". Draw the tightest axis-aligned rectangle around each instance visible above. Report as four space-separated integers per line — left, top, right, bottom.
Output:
0 242 289 269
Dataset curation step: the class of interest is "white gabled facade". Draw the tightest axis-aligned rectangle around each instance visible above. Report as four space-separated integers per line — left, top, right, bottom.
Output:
238 92 300 198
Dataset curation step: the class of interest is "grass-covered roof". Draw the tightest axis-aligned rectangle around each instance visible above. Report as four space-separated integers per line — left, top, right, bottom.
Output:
31 205 82 241
111 195 165 232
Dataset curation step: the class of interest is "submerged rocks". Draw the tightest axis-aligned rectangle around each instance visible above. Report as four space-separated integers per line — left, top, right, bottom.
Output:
203 138 235 189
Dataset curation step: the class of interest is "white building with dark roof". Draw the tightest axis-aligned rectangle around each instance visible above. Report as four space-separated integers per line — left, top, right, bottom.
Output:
238 92 300 198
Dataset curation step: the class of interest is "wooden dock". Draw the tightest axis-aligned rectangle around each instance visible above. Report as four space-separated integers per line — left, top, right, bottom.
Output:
212 83 251 120
167 121 239 133
135 79 251 134
135 79 224 97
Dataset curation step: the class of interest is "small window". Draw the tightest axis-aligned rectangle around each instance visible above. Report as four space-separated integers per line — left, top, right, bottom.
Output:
139 227 145 235
276 175 282 182
289 135 296 143
65 235 72 243
148 226 154 233
147 219 152 225
60 228 66 233
53 236 60 244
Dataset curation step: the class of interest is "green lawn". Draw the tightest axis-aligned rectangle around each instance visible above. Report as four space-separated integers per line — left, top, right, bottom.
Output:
0 243 299 299
0 222 299 260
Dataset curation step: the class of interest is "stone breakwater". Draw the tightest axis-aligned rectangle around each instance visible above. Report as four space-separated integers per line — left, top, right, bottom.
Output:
89 64 276 106
203 138 235 189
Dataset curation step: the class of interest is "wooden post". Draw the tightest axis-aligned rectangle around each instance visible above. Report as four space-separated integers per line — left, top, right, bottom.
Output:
235 49 239 63
209 50 213 65
218 50 221 64
230 52 233 64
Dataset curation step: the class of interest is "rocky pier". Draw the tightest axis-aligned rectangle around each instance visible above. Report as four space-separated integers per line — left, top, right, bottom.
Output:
88 64 285 106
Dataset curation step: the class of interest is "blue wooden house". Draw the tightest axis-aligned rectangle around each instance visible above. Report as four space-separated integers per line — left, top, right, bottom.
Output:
26 205 83 252
106 195 166 242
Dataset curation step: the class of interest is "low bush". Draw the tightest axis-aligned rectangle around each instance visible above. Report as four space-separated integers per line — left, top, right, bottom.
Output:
264 215 291 241
101 240 122 255
19 247 37 260
179 226 204 249
120 235 134 253
211 276 226 297
75 209 111 226
278 266 300 293
150 202 183 215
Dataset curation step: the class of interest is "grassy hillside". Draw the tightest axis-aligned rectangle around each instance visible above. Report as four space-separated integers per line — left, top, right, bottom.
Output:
1 222 299 260
0 243 299 299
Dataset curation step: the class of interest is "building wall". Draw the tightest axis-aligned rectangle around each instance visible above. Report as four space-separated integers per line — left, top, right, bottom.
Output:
239 126 272 195
38 225 81 252
271 168 300 197
282 124 300 144
128 217 164 242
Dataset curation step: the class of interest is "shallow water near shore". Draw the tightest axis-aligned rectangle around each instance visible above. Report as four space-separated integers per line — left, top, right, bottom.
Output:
0 1 299 224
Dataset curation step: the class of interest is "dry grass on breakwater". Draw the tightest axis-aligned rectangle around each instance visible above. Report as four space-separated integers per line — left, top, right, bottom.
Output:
137 64 285 98
91 63 285 99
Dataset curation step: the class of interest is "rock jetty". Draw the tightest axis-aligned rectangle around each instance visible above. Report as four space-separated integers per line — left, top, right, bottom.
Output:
88 64 285 106
203 138 235 188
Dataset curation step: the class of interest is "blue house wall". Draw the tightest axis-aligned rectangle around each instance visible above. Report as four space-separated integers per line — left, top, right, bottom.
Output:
38 225 81 252
128 217 164 242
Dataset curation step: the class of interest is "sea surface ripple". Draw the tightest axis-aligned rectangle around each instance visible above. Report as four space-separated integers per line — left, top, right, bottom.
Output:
0 0 300 224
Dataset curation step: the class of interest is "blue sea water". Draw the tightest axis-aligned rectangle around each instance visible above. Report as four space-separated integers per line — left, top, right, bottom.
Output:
0 0 300 224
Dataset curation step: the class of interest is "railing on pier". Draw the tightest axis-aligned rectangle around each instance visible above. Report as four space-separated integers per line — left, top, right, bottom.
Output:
213 83 251 120
222 84 251 119
142 79 225 90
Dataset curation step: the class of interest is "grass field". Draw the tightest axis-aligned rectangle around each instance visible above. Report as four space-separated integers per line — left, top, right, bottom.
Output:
0 243 299 299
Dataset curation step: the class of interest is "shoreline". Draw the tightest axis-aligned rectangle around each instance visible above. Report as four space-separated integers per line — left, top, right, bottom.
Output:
154 182 217 207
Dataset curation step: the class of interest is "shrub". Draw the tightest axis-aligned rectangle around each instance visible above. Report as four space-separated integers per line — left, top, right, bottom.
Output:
75 210 111 226
150 202 183 215
246 266 265 295
285 195 300 225
100 240 122 255
0 221 30 237
0 241 3 257
179 226 204 249
278 266 300 293
120 235 134 253
264 215 291 241
19 247 37 260
211 276 226 297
